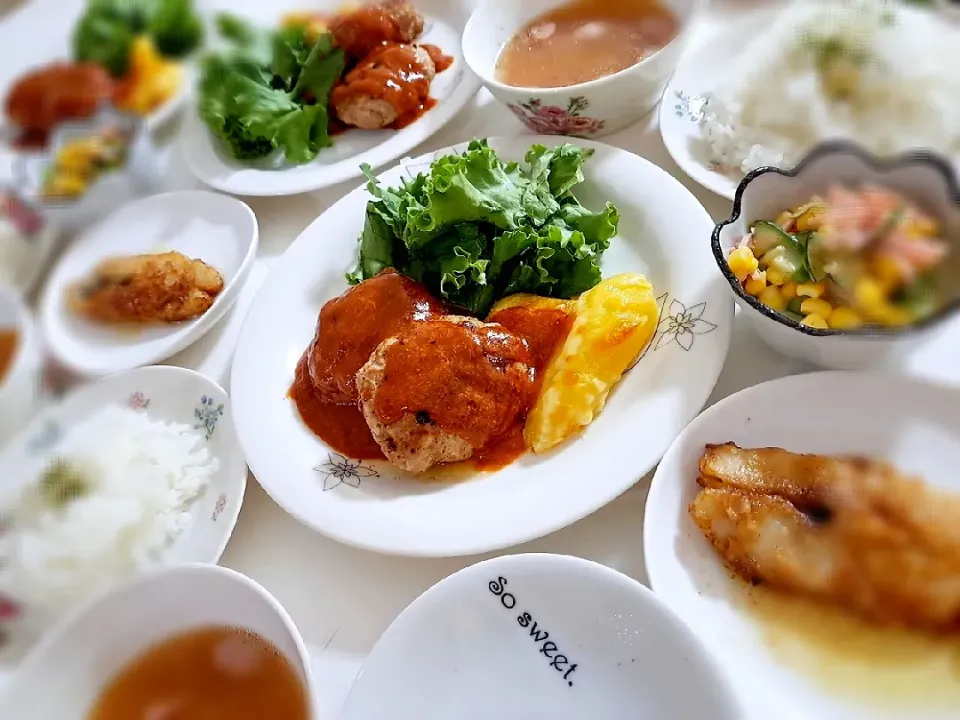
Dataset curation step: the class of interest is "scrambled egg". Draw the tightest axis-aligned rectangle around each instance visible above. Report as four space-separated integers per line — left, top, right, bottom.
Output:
115 36 183 116
523 273 658 453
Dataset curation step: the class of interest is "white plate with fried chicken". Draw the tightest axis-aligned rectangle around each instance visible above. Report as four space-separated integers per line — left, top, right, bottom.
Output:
181 0 480 196
230 135 732 557
39 191 258 376
645 371 960 720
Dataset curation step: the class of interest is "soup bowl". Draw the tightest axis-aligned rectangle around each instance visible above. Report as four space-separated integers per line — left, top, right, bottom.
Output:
712 142 960 370
462 0 703 138
0 564 315 719
0 284 42 446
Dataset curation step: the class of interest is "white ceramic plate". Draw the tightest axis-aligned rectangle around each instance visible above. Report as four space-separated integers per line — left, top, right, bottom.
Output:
40 191 258 376
340 553 742 720
0 366 248 639
644 371 960 720
659 8 779 200
180 12 480 196
231 135 733 557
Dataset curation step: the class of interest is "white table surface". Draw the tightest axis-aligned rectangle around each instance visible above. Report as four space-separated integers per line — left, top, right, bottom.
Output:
2 0 959 715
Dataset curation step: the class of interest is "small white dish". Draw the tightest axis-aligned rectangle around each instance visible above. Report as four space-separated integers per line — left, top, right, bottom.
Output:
644 371 960 720
713 142 960 370
17 108 163 231
0 365 247 641
0 564 312 720
341 553 742 720
230 135 732 557
0 188 61 296
462 0 701 139
40 190 258 376
180 6 480 197
0 284 42 446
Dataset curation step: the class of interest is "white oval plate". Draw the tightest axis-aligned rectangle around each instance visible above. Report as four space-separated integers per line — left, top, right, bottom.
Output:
40 190 258 376
340 553 742 720
644 371 960 720
0 365 247 636
180 12 480 196
231 135 733 557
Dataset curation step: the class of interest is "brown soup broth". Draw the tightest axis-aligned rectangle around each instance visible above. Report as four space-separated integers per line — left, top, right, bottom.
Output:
0 330 18 383
87 626 310 720
496 0 680 89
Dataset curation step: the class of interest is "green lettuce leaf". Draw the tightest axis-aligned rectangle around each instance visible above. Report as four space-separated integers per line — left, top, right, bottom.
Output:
349 140 617 316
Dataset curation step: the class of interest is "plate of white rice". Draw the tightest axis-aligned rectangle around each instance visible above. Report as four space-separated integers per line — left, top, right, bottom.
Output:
660 0 960 199
0 366 247 646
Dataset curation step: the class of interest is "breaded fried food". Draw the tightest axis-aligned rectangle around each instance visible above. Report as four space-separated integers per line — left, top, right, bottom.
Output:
330 1 425 59
690 443 960 632
69 251 224 325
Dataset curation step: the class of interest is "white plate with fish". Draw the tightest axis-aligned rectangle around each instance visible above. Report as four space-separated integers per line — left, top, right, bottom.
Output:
39 190 258 377
231 135 732 557
660 1 960 200
0 365 247 651
180 1 480 196
340 554 743 720
644 371 960 720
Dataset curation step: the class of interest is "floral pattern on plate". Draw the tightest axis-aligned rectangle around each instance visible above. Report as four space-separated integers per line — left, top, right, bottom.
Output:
652 294 718 352
316 453 380 491
127 391 150 410
507 97 605 137
194 395 224 440
210 492 227 522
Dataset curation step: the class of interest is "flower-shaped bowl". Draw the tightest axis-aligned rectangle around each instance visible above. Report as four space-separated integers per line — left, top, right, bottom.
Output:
712 141 960 370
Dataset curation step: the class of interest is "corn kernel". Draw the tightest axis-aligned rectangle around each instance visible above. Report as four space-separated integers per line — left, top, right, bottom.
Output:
800 297 833 319
796 282 826 299
829 307 863 330
766 268 788 286
744 273 767 296
780 281 798 300
870 254 903 292
853 278 885 310
910 215 939 237
728 246 759 282
801 313 829 329
795 206 824 232
759 286 787 312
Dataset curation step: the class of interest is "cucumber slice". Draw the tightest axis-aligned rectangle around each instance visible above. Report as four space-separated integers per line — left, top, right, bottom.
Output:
753 221 809 282
804 231 829 282
752 220 794 255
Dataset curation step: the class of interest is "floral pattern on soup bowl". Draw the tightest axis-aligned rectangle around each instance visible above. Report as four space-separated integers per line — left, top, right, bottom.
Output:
712 142 960 370
462 0 704 138
0 365 247 651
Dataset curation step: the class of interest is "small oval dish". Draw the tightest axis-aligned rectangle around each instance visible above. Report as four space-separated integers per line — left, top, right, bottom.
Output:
462 0 702 139
0 565 310 720
340 553 742 720
16 107 162 230
0 366 247 647
712 142 960 370
40 190 258 376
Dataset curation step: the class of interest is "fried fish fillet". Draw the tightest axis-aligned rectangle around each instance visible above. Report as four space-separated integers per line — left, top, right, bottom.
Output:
69 251 224 324
689 443 960 631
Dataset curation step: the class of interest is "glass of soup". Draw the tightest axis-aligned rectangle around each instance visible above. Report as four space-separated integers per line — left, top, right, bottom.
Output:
462 0 699 137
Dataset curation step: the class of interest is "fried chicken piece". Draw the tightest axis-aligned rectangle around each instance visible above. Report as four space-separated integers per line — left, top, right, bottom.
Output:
332 43 435 130
69 251 224 325
356 316 536 473
330 1 425 59
5 63 115 147
689 443 960 632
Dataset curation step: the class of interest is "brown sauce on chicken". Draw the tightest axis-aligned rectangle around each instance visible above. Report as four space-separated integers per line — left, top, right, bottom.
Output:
5 63 115 148
289 269 445 460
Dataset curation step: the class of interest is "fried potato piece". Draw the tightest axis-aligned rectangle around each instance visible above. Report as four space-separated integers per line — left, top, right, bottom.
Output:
69 251 224 325
522 273 658 453
690 443 960 631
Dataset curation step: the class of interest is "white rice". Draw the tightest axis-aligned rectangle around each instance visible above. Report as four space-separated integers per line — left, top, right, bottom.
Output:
0 404 217 621
699 0 960 174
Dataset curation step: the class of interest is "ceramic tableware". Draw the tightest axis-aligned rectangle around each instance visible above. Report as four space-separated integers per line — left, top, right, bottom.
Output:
40 190 258 376
0 284 42 445
341 553 742 720
230 135 732 557
645 371 960 720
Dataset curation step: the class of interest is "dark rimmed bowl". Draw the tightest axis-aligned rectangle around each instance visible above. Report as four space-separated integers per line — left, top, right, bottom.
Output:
711 141 960 370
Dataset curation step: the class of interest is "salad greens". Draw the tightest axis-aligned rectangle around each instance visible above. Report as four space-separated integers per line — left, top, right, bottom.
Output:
348 140 620 316
198 14 345 163
73 0 204 77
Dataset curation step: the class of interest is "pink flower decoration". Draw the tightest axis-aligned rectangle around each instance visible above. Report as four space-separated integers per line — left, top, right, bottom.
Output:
507 96 605 138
